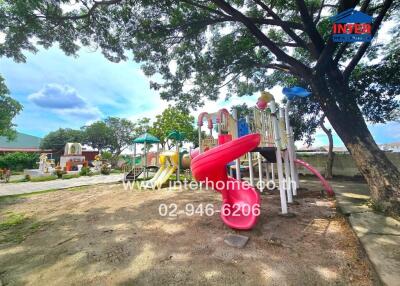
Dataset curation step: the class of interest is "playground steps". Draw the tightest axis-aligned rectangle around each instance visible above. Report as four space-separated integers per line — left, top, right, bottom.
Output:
252 147 277 163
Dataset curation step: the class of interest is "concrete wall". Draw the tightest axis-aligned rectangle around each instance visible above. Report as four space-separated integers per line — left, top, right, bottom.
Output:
296 152 400 177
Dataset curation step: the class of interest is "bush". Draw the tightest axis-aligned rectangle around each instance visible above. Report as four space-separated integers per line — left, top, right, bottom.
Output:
0 152 39 171
30 175 58 182
101 164 111 175
62 173 80 179
79 166 92 176
100 151 113 160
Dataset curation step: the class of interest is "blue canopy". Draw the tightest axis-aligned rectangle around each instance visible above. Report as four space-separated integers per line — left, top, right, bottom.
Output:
282 86 311 100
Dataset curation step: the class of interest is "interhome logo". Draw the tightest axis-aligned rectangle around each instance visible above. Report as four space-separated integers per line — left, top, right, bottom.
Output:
331 8 372 42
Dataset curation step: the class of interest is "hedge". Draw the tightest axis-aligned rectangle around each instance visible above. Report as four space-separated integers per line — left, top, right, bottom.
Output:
0 152 39 171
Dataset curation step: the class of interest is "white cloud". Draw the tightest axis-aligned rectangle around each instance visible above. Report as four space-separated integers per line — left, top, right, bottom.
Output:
28 83 102 121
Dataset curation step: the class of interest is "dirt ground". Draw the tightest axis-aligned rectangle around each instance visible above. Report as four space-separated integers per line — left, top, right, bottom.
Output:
0 181 379 286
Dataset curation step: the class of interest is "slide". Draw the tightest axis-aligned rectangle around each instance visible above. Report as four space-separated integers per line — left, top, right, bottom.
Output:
191 134 261 230
295 159 334 196
140 165 176 189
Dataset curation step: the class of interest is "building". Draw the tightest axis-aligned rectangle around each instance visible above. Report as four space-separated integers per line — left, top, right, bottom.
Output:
0 132 99 160
379 142 400 153
0 132 51 154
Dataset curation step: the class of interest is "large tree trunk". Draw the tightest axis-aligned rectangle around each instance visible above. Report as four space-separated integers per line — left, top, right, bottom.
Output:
312 75 400 216
319 116 334 180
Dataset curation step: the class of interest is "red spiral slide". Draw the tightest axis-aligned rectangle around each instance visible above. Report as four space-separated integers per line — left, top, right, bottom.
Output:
191 134 261 230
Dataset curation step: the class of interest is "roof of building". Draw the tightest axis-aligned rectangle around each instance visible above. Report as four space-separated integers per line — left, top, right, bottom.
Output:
0 132 43 150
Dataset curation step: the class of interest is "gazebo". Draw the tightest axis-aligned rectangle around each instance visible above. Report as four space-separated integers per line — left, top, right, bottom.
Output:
133 133 161 179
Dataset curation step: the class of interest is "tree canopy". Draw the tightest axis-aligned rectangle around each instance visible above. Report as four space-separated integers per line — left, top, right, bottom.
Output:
149 106 196 148
0 76 23 140
40 128 84 154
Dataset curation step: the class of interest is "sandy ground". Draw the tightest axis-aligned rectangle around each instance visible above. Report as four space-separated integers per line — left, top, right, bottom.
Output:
0 181 379 286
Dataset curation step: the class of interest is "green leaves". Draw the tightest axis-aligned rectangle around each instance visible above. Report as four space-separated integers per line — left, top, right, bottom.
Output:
148 106 196 147
0 76 22 140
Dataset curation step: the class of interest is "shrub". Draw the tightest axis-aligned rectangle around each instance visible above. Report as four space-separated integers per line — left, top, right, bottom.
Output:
62 173 80 179
0 152 39 171
100 151 113 161
54 165 65 178
30 175 58 182
79 166 92 176
101 164 111 175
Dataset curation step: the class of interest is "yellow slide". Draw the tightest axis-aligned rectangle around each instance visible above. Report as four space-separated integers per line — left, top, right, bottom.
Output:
140 151 178 190
140 166 176 190
140 165 165 189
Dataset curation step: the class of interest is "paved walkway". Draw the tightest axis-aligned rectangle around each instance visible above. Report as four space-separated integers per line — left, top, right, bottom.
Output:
302 178 400 286
0 174 122 197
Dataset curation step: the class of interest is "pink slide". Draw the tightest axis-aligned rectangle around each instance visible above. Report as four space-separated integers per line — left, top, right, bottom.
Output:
191 134 261 230
295 159 334 196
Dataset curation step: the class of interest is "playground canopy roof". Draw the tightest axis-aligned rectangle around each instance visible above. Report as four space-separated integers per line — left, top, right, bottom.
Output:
167 130 185 141
133 133 160 144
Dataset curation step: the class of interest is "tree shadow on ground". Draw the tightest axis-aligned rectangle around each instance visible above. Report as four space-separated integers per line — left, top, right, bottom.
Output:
0 182 378 285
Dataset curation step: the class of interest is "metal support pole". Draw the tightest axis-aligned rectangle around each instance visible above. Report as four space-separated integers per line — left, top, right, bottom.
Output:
284 151 293 203
198 126 202 154
233 108 241 180
246 115 254 186
145 142 149 179
258 152 263 191
177 143 180 181
270 100 288 214
285 101 297 196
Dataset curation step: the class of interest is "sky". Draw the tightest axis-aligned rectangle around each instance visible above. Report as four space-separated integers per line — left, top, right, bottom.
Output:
0 45 399 148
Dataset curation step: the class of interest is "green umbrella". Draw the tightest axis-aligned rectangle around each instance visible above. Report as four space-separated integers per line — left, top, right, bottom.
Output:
133 133 161 144
167 130 185 142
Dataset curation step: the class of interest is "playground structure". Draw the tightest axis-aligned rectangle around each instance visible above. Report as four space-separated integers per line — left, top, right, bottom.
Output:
191 88 333 230
125 131 192 188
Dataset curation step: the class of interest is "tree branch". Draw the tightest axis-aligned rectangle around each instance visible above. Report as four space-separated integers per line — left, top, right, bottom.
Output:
209 0 311 78
38 0 123 20
295 0 325 54
252 0 311 54
343 0 394 80
314 0 360 73
314 0 325 24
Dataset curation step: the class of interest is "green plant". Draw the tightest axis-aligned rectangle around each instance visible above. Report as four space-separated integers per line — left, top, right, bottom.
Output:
101 164 111 175
79 166 92 176
54 165 65 178
30 175 58 182
99 151 112 161
0 213 26 231
61 173 80 180
0 152 39 171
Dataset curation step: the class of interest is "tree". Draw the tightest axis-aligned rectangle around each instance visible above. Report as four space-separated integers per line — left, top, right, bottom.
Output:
81 117 150 161
0 76 22 140
81 121 113 152
149 106 196 148
105 117 147 158
40 128 84 155
320 116 334 180
1 1 399 212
